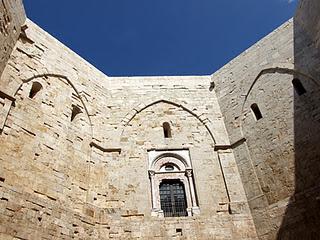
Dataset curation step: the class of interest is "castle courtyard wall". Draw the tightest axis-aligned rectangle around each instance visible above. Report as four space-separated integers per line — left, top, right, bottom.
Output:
0 0 319 239
0 19 257 239
211 0 320 238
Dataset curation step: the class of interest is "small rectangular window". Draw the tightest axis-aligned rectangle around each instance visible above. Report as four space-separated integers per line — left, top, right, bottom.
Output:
29 82 42 99
251 103 262 121
292 78 306 96
163 122 172 138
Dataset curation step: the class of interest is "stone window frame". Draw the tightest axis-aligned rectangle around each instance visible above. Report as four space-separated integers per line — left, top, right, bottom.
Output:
148 149 200 217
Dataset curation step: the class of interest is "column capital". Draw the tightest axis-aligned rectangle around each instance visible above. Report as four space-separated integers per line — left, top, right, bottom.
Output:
186 169 193 177
148 170 156 177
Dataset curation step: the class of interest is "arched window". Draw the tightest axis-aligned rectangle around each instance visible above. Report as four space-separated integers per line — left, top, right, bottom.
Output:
163 122 172 138
148 150 200 218
292 78 306 96
71 105 82 122
29 82 42 99
159 180 187 217
251 103 262 121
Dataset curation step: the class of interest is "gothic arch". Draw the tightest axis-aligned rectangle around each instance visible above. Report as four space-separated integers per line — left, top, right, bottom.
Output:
120 98 217 144
15 73 93 129
239 64 320 135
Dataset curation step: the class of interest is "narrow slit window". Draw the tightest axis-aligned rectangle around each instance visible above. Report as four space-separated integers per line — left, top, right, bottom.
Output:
209 81 215 91
292 78 306 96
29 82 42 99
251 103 263 121
163 122 172 138
71 105 82 122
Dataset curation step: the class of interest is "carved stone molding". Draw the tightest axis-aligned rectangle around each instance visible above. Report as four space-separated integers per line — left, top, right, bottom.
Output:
147 149 200 217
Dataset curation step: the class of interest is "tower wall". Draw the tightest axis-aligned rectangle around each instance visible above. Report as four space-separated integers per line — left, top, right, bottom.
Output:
0 0 25 78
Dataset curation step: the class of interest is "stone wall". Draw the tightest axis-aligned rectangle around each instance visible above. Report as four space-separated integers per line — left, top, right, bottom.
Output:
0 18 258 239
212 20 296 240
0 0 25 78
276 0 320 239
1 0 319 239
294 0 320 78
212 0 320 239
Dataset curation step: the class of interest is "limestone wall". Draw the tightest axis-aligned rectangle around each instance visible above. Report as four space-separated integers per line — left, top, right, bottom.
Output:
211 20 296 239
0 19 257 239
212 0 320 238
294 0 320 78
1 0 319 239
0 0 25 78
276 0 320 239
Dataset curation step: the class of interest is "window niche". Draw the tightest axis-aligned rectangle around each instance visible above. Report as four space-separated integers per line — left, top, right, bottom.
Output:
71 105 82 122
29 82 43 99
292 78 306 96
251 103 262 121
163 122 172 138
148 150 200 218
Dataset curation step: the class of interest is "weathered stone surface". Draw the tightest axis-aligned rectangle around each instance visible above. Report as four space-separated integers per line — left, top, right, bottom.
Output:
0 17 257 240
0 0 319 239
0 0 25 79
211 0 320 239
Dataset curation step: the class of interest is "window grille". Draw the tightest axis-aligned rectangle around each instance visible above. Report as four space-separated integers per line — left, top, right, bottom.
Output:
159 180 187 217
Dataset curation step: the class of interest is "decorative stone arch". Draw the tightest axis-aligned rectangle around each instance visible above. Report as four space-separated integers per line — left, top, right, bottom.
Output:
8 73 96 203
239 64 320 135
120 98 217 145
148 149 200 217
15 73 93 128
0 73 92 136
234 65 320 214
151 152 190 171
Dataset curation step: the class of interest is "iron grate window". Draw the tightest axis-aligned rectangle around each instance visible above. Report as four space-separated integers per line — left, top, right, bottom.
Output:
159 180 187 217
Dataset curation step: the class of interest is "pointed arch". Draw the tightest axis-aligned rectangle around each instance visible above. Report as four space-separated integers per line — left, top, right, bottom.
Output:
239 65 320 135
120 98 217 144
15 73 92 128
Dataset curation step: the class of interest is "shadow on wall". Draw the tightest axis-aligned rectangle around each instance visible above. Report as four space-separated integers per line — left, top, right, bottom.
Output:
277 1 320 239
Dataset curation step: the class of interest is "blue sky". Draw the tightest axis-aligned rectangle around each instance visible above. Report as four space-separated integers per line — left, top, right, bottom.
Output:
24 0 298 76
